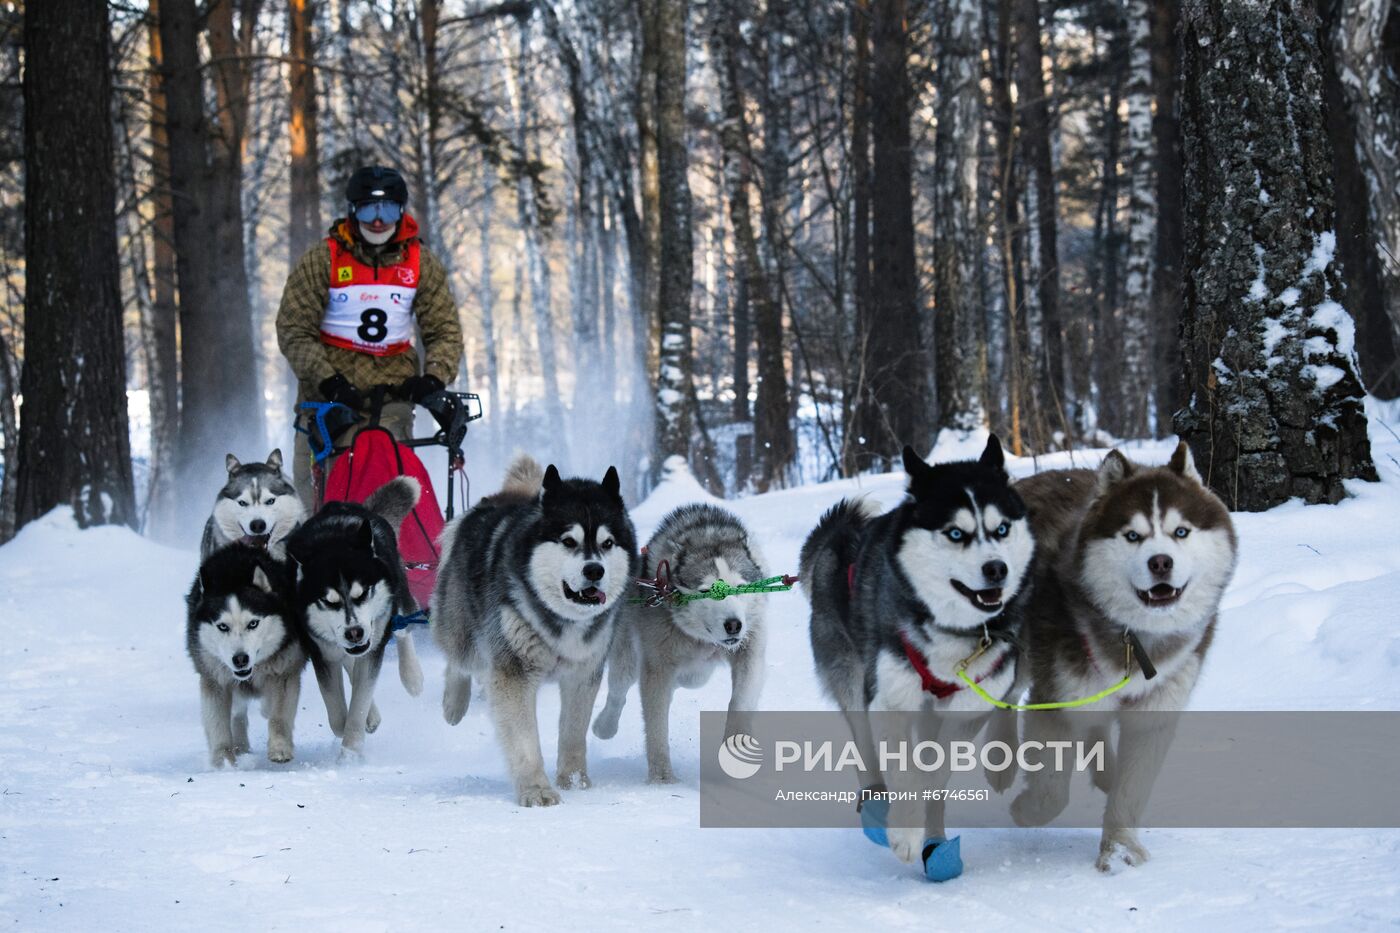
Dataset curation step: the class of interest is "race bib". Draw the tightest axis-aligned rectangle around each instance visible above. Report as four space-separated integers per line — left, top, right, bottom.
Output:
320 239 419 356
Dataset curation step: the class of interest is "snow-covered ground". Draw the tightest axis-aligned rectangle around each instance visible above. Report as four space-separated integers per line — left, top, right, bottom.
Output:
3 405 1400 930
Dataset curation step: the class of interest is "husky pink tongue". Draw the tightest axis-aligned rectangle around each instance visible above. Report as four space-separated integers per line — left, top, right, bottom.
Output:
583 587 605 604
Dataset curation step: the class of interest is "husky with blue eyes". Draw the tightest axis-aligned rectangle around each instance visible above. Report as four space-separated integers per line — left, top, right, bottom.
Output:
285 477 422 759
201 450 305 561
802 436 1034 873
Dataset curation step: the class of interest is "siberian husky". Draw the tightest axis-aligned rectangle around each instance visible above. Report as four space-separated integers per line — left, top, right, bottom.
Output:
201 450 305 561
286 477 422 759
1010 441 1237 871
186 543 305 767
802 436 1033 865
591 504 767 783
433 455 638 807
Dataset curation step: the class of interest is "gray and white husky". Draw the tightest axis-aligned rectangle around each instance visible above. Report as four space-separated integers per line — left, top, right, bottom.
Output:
285 477 423 759
1010 442 1237 871
186 543 306 768
802 437 1034 864
201 450 305 561
591 504 767 783
433 455 638 807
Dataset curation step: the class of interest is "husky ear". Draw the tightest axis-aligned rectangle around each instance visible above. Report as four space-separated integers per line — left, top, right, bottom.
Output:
357 519 375 554
542 464 562 499
979 434 1006 473
901 445 929 479
193 568 207 601
251 565 273 593
1095 450 1134 496
601 466 621 500
226 453 241 474
266 448 283 472
1168 440 1202 483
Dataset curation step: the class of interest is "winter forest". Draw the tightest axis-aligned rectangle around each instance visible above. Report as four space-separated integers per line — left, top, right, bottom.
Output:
1 0 1397 542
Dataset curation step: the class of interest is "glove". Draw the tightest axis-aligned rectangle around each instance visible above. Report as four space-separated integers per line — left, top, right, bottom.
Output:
318 373 364 410
400 373 445 404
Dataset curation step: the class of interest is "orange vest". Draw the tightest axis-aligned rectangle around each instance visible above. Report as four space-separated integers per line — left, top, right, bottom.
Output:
320 237 420 356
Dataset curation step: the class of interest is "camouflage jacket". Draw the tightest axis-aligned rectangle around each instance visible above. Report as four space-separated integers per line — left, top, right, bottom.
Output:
275 215 463 400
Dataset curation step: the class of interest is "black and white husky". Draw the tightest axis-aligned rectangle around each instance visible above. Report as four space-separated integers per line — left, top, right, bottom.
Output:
1010 442 1237 871
433 455 638 807
201 450 305 561
286 477 423 759
591 504 767 783
186 544 305 768
801 437 1034 864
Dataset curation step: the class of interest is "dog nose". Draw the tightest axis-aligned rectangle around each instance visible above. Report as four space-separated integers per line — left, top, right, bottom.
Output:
583 562 605 582
982 560 1008 584
1148 554 1173 577
232 652 249 668
345 625 365 644
248 518 267 534
723 618 742 636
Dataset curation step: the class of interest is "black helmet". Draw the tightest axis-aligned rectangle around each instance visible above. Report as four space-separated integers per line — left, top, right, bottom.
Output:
345 165 408 205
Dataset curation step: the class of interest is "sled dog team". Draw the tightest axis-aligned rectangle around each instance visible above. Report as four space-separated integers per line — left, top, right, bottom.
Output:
188 436 1236 872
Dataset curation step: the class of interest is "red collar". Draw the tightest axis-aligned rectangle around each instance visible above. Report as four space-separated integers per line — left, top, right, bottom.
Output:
899 632 1011 699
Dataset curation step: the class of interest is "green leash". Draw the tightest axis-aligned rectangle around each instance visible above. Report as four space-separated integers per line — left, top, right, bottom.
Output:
954 630 1138 711
634 559 798 607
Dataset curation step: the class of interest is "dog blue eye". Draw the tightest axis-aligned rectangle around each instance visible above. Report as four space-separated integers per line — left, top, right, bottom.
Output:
1175 527 1190 538
946 529 964 541
247 619 259 630
238 501 249 507
264 499 275 506
217 622 229 632
1125 531 1141 542
995 522 1009 538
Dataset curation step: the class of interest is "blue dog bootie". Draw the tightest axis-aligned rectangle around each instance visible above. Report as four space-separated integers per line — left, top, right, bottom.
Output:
921 835 963 882
859 796 890 847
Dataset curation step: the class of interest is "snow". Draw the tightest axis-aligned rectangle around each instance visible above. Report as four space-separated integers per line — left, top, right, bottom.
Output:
4 409 1400 929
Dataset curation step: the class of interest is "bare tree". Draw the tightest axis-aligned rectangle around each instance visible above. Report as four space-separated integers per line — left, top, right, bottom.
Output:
288 0 322 261
1176 0 1375 510
16 0 135 529
1118 0 1155 437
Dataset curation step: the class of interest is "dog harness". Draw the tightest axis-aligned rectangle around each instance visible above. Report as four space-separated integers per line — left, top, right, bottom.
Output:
900 631 1012 699
320 236 419 356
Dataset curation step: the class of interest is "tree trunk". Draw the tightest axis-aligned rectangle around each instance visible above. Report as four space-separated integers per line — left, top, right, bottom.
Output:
637 0 662 382
479 162 502 456
1176 0 1375 511
1151 0 1186 423
1012 0 1063 446
651 0 695 477
845 0 874 473
165 0 263 507
864 0 927 461
933 0 988 434
1093 24 1125 438
145 0 181 539
1118 0 1155 438
288 0 322 263
16 0 135 529
992 0 1028 454
713 0 792 491
0 331 19 541
1331 0 1400 373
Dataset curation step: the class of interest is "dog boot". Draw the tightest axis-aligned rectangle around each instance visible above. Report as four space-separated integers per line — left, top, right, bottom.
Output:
921 836 963 882
858 797 890 848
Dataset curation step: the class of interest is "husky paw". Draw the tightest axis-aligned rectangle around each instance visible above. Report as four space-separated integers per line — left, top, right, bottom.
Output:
985 763 1016 795
1011 785 1067 827
591 709 620 740
646 767 679 785
337 744 366 764
442 685 470 725
556 769 592 790
1095 830 1150 873
887 826 925 865
366 704 382 734
210 746 238 769
517 784 562 807
267 738 294 763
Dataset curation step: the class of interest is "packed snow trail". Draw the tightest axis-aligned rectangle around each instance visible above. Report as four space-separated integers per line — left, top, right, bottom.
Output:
3 405 1400 930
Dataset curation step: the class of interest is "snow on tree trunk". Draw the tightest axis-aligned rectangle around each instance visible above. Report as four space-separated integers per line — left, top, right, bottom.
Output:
16 0 135 529
1176 0 1375 511
651 0 695 477
1118 0 1155 438
933 0 988 434
1332 0 1400 362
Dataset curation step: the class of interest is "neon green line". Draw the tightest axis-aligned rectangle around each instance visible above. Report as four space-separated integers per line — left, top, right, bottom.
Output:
955 668 1133 711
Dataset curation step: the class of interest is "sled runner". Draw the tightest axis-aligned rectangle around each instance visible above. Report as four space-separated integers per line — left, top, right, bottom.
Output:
294 384 483 608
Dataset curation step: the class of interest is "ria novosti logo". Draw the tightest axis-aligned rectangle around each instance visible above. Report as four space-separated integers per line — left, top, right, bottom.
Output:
717 734 764 779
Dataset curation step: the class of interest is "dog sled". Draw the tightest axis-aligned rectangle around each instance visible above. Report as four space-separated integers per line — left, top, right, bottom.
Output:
294 384 483 611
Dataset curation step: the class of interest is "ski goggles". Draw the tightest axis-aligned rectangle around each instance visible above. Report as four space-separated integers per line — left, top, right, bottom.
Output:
352 199 404 224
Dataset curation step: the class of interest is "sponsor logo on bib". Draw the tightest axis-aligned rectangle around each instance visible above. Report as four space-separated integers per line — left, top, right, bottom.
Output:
337 266 353 283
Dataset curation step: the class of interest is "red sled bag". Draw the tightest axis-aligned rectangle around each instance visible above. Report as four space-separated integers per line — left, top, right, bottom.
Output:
322 426 444 608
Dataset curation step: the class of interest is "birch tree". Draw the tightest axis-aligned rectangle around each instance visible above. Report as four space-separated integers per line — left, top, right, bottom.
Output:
1118 0 1154 437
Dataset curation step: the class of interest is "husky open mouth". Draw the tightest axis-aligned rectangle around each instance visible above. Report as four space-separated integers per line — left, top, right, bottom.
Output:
345 641 371 656
232 666 253 680
563 581 606 606
1137 583 1184 607
239 533 271 548
951 579 1005 612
